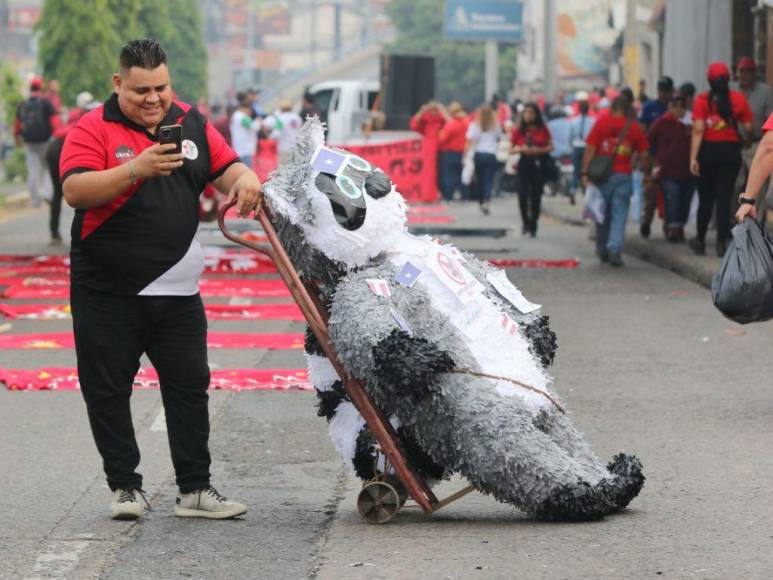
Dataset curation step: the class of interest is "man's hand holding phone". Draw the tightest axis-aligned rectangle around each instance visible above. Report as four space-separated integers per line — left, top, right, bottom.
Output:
133 143 184 178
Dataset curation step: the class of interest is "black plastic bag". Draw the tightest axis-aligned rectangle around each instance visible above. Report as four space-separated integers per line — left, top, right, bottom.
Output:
711 219 773 324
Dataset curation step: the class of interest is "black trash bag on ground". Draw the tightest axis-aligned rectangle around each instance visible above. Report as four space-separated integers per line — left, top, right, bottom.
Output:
711 219 773 324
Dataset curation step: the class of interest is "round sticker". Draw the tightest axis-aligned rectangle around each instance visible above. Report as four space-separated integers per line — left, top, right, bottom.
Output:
436 252 465 285
335 175 363 200
181 139 198 160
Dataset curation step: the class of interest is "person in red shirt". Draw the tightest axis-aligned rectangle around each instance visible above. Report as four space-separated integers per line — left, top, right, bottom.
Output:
648 95 693 242
60 39 260 521
410 101 445 198
689 61 753 256
736 110 773 222
436 101 470 201
511 103 553 237
582 95 649 266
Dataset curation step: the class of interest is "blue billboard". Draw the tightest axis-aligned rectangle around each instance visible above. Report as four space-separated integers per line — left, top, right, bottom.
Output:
444 0 524 42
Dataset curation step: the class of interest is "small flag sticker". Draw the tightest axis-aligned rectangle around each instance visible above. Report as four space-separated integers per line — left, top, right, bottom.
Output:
500 313 519 336
366 278 392 297
395 262 423 288
311 147 347 175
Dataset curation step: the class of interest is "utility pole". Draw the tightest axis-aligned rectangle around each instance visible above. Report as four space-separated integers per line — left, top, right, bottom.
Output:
485 40 499 102
543 0 557 102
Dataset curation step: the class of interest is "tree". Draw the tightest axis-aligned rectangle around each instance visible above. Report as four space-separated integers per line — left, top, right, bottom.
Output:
163 0 208 103
386 0 517 110
0 62 23 127
36 0 120 106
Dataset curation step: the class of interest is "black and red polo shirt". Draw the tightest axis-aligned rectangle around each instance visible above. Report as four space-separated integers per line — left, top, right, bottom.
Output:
60 93 239 295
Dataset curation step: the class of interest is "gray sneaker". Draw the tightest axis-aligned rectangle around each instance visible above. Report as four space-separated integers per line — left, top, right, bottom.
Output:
111 488 148 520
175 486 247 519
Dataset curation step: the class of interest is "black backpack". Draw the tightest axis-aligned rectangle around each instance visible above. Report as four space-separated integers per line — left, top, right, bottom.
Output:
18 97 53 143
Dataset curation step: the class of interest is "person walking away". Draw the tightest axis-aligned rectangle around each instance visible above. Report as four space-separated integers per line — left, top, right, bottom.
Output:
570 92 596 196
689 62 753 256
732 57 773 223
60 38 261 520
638 77 674 238
647 95 693 242
45 91 95 244
465 104 502 215
230 93 261 167
546 105 572 201
511 103 554 236
13 78 60 207
582 96 649 266
436 102 469 202
263 100 303 165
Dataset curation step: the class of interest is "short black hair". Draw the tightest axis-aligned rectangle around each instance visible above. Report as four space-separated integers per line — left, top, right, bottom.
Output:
679 82 696 98
119 38 167 72
657 76 675 92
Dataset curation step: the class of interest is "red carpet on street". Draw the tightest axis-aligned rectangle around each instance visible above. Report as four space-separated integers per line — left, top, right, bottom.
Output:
0 367 312 391
0 332 304 350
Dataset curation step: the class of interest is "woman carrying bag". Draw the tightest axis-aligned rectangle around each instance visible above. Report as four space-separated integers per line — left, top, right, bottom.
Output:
582 95 649 266
510 103 554 237
689 61 753 257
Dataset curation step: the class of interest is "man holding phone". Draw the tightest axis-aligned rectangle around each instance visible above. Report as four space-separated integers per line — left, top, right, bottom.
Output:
60 39 261 520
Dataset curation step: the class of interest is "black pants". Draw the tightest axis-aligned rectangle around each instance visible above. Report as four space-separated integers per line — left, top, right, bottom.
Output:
518 161 545 233
71 285 211 493
696 141 742 245
45 137 65 238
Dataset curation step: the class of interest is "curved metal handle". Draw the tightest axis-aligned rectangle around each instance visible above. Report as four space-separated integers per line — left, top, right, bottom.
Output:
217 196 274 258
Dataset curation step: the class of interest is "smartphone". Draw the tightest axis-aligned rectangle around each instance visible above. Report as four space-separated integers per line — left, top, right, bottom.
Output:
159 124 182 154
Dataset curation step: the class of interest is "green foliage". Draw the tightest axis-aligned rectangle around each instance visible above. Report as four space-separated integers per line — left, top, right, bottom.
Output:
36 0 120 106
386 0 517 109
0 63 24 127
4 148 27 182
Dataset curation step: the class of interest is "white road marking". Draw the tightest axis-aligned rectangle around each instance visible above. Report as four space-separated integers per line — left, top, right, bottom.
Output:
150 409 167 432
24 534 94 579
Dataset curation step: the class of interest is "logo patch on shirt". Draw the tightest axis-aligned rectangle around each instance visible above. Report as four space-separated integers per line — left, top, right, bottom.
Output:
182 139 199 160
114 145 136 163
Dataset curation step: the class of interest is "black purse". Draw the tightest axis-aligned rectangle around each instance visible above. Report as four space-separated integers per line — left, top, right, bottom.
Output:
587 118 633 186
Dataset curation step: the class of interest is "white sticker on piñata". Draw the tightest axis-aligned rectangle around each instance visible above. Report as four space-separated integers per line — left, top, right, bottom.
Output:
425 246 484 305
366 278 391 297
487 270 541 314
500 312 519 336
452 300 492 339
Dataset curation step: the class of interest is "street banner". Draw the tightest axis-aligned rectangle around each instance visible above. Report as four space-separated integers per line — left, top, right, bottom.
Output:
444 0 523 42
344 137 439 203
0 332 304 350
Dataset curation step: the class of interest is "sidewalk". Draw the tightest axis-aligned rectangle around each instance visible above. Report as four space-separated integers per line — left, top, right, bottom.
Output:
0 182 32 214
541 194 724 288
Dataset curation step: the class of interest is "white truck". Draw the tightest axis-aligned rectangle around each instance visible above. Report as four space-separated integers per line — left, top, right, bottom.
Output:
305 80 380 145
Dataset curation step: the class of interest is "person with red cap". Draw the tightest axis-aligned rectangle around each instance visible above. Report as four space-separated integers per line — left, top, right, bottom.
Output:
689 62 753 256
13 77 61 208
732 57 773 222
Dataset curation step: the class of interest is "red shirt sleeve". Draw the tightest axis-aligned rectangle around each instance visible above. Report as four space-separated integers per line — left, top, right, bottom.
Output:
510 127 521 146
692 94 709 122
59 113 108 180
541 126 553 145
763 112 773 132
630 122 649 152
206 121 239 180
409 114 423 133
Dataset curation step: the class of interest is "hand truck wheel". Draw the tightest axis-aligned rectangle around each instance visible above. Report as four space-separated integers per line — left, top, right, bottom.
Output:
357 481 401 524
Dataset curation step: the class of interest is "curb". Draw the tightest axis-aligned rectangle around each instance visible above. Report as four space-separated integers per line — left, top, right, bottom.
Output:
542 200 718 290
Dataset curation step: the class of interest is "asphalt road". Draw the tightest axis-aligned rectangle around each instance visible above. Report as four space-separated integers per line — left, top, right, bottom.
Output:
2 200 772 579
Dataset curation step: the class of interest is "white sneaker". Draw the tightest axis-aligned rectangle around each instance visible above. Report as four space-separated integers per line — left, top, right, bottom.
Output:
174 486 247 519
111 488 148 520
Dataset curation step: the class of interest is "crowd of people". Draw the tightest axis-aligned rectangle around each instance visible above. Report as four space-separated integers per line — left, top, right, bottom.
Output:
410 56 773 265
